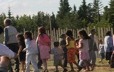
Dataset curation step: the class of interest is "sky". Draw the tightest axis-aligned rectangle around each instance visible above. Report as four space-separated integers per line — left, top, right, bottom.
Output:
0 0 110 16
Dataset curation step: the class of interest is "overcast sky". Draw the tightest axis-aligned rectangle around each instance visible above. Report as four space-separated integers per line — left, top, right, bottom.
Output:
0 0 110 16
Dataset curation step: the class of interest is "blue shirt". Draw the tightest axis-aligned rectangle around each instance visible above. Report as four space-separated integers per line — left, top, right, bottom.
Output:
104 36 113 52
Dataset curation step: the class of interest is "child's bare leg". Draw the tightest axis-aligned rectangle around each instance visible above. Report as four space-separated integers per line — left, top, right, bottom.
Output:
69 63 74 71
60 64 67 72
42 59 48 71
21 61 25 72
55 65 59 72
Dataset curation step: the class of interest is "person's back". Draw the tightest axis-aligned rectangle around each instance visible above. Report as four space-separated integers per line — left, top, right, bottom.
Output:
3 18 19 72
66 38 75 49
5 25 18 44
51 47 64 61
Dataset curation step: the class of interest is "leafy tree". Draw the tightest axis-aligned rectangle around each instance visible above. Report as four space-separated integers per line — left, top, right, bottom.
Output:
109 0 114 30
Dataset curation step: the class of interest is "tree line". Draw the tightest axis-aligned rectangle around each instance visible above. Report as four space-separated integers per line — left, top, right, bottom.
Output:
0 0 114 32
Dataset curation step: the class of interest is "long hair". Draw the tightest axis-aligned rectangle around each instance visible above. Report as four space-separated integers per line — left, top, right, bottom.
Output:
105 31 112 36
24 31 32 40
78 30 90 39
66 30 74 39
39 26 46 35
17 33 25 42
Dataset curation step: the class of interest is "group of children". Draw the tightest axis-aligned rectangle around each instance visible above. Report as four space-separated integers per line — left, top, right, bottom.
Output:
12 28 113 72
16 31 39 72
15 29 97 72
51 30 94 72
1 18 114 72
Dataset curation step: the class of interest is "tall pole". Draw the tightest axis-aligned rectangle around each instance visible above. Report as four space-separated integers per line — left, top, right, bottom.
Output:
49 16 53 48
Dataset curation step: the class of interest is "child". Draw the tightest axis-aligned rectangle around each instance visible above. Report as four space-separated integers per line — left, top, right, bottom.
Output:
77 30 91 72
23 31 39 72
66 30 79 71
98 39 105 63
75 39 79 63
37 27 51 72
59 34 68 68
16 33 26 72
51 42 67 72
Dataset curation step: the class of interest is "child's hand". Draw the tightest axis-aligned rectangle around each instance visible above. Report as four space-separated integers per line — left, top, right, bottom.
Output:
14 54 18 58
17 53 20 56
22 49 26 52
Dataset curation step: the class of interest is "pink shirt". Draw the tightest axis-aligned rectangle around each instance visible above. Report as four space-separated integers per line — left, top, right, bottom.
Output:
79 39 90 60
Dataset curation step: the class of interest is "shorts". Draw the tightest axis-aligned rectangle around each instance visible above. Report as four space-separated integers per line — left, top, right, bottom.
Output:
19 52 26 61
100 53 105 59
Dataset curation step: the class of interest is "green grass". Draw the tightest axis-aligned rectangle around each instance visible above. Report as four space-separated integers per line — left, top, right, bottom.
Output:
46 58 114 72
14 55 114 72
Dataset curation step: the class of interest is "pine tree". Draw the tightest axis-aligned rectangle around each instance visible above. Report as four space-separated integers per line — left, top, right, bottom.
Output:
109 0 114 30
51 13 58 30
103 6 109 20
8 7 12 18
78 0 88 28
56 0 71 28
57 0 71 17
93 0 103 23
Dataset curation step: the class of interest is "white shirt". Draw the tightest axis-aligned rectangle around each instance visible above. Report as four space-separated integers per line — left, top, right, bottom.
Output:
0 43 15 58
24 39 38 55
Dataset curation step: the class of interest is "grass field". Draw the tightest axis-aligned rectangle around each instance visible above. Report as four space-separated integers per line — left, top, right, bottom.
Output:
26 58 114 72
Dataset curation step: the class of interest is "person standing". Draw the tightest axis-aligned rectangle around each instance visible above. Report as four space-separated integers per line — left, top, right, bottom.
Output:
16 33 26 72
37 26 51 72
98 39 105 63
0 26 17 72
51 42 67 72
89 29 98 70
77 30 91 72
104 31 113 64
66 30 79 72
59 34 68 69
23 31 39 72
3 18 19 72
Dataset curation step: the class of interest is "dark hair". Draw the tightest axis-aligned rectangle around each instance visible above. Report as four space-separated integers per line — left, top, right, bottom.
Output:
0 26 3 34
60 34 66 38
75 38 79 43
66 30 73 39
105 31 111 36
54 41 59 47
17 33 24 42
90 29 96 33
99 39 103 44
79 30 90 39
24 31 32 40
39 26 46 35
